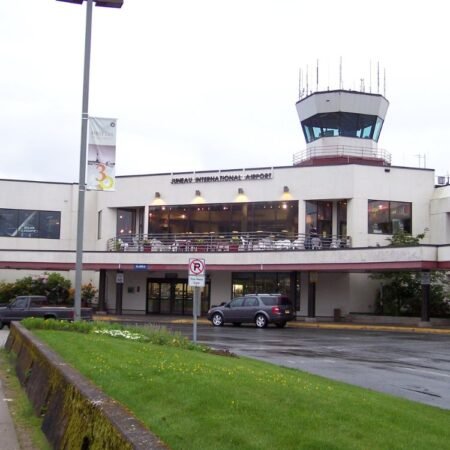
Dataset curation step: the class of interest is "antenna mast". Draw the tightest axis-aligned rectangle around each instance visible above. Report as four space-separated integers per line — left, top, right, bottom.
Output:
299 67 302 98
306 65 309 95
316 59 319 91
339 56 343 89
377 61 380 94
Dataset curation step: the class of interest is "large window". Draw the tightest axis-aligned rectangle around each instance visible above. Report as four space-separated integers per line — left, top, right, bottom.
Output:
368 200 412 234
117 209 136 236
337 200 347 236
232 272 293 298
305 201 333 236
148 201 298 235
0 209 61 239
301 112 384 143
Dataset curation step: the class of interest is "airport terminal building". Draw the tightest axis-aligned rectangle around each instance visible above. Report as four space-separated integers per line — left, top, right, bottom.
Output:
1 89 450 320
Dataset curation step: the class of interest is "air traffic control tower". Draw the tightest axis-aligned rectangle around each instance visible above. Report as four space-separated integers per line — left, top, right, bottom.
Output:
293 90 390 166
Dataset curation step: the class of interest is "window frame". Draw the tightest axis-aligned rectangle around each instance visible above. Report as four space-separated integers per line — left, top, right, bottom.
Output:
0 208 61 239
368 200 412 235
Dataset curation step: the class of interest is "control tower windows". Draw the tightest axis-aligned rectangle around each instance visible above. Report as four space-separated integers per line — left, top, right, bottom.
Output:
301 112 384 143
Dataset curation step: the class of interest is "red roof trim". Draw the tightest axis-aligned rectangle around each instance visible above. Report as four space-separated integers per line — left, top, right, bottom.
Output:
0 260 439 272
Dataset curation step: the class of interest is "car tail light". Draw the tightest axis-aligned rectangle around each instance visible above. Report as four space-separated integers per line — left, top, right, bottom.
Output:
271 306 281 314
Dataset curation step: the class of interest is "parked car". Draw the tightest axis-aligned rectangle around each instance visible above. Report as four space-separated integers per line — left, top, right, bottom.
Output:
0 295 93 329
207 294 295 328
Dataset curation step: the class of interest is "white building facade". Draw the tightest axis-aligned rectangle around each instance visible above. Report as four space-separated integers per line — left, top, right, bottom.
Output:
1 89 450 320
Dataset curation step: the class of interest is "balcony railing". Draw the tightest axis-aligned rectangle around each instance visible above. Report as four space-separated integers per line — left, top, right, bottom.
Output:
107 232 352 253
293 145 392 166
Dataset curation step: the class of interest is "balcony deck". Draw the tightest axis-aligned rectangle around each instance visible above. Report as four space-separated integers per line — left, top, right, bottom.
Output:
107 232 352 253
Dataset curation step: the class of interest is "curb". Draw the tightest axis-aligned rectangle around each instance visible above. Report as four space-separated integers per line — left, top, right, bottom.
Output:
93 315 450 335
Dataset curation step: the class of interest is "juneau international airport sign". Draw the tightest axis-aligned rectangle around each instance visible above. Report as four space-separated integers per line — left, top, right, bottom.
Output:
171 171 273 185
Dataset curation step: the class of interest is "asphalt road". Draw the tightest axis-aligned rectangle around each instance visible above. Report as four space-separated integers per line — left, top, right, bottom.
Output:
166 323 450 410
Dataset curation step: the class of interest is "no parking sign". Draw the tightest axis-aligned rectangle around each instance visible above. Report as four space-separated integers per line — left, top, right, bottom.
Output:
188 258 206 287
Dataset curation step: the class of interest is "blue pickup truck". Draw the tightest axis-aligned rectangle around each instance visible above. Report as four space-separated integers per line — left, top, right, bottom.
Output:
0 295 93 329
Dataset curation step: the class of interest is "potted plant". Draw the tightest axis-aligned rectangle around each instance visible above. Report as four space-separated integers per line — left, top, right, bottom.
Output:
229 236 240 252
195 238 206 252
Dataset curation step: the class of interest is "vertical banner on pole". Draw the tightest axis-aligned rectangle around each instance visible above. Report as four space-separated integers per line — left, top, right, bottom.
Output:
87 117 117 191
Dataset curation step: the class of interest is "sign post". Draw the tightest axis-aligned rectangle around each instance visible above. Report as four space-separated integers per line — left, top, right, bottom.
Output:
188 258 206 343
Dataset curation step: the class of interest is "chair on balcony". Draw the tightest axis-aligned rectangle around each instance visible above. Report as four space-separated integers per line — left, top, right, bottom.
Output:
292 238 303 250
274 239 291 250
330 238 341 249
311 237 322 250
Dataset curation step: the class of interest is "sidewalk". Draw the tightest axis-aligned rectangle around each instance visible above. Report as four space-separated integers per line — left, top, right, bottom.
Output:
94 314 450 335
0 330 20 450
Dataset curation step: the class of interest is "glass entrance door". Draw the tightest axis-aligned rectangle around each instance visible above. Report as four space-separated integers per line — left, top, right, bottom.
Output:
160 282 171 314
147 282 161 313
146 279 210 315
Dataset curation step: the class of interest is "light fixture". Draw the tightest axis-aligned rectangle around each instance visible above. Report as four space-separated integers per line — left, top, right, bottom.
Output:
56 0 123 7
238 188 244 194
195 190 201 196
155 192 161 198
283 186 289 193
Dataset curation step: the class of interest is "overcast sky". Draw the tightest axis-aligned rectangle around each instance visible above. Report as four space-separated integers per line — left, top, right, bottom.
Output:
1 0 449 183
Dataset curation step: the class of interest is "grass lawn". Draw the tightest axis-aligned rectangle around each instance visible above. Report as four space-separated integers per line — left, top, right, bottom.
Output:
34 329 450 450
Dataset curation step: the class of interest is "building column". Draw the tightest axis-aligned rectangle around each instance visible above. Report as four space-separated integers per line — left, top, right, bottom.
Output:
289 271 298 311
116 271 124 315
143 204 149 238
420 271 431 326
332 201 338 236
307 271 317 321
98 269 106 312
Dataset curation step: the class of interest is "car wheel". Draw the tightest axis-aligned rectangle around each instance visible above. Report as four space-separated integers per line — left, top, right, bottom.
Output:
232 322 241 327
275 321 287 328
255 314 268 328
211 313 224 327
0 320 4 330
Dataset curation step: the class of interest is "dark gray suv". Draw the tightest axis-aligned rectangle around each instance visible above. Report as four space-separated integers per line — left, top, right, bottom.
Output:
207 294 295 328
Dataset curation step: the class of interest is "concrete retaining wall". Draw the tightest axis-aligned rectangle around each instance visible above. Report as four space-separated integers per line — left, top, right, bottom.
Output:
5 322 169 450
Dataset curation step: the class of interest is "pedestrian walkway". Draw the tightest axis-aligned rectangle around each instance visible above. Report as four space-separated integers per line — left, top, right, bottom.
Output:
0 329 20 450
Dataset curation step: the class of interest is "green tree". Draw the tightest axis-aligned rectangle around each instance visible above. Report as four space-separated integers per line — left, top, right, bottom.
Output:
44 273 71 304
371 231 449 317
0 273 72 305
0 282 18 304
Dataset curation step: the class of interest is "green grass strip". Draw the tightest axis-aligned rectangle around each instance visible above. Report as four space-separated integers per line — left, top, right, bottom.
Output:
33 329 450 450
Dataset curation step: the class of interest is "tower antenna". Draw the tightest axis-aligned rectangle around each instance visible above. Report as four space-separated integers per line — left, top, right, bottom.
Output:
316 59 319 92
384 67 386 97
369 60 372 93
298 67 302 98
339 56 343 89
306 64 309 95
377 61 380 94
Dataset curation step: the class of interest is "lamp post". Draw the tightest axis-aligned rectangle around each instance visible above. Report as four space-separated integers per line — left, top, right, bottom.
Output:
56 0 123 320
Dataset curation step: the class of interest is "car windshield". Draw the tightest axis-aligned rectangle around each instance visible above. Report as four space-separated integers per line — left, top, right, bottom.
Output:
260 296 291 306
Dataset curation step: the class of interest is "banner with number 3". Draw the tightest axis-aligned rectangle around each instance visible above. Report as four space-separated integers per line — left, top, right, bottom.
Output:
87 117 117 191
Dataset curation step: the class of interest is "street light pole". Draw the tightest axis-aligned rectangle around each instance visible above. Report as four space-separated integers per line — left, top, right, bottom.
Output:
57 0 123 320
73 0 93 321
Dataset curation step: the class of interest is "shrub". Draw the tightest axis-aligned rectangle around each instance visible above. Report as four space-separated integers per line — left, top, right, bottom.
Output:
21 318 209 352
